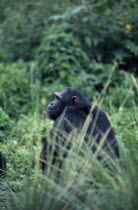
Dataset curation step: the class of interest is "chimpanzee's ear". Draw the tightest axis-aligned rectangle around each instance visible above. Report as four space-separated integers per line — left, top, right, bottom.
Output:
71 96 78 107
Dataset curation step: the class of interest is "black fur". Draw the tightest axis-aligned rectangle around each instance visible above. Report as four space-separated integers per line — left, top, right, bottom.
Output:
40 88 119 172
0 152 6 176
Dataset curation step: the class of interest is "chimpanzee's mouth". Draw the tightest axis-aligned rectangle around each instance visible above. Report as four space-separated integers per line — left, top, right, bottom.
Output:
45 109 52 117
45 109 51 113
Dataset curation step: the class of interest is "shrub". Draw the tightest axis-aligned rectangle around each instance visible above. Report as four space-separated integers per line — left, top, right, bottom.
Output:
50 1 138 73
0 62 34 118
1 0 137 73
35 24 91 83
35 24 100 101
102 70 138 110
0 0 69 62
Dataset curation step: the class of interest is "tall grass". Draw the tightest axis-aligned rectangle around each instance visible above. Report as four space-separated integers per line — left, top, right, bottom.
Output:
0 73 138 210
0 107 137 210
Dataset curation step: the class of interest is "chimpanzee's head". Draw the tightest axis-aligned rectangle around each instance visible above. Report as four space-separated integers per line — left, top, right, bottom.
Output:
45 88 91 121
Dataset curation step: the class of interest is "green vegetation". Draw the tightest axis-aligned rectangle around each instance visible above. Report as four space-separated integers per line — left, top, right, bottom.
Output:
0 0 138 209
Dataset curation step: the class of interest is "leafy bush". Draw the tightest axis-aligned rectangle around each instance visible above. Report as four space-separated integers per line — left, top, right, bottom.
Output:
39 60 137 110
0 62 36 118
49 1 138 73
0 114 52 192
35 24 100 100
35 24 91 83
0 0 46 61
0 0 137 73
102 70 138 110
0 0 69 62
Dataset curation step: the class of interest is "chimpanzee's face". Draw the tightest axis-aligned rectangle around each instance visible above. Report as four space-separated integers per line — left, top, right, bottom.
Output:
45 88 79 121
45 90 66 121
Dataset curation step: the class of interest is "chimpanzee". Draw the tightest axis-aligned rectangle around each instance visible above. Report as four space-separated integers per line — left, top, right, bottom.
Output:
0 152 6 176
40 88 119 172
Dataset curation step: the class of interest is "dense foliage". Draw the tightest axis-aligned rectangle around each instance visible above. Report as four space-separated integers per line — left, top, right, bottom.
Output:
0 0 138 72
0 0 138 209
